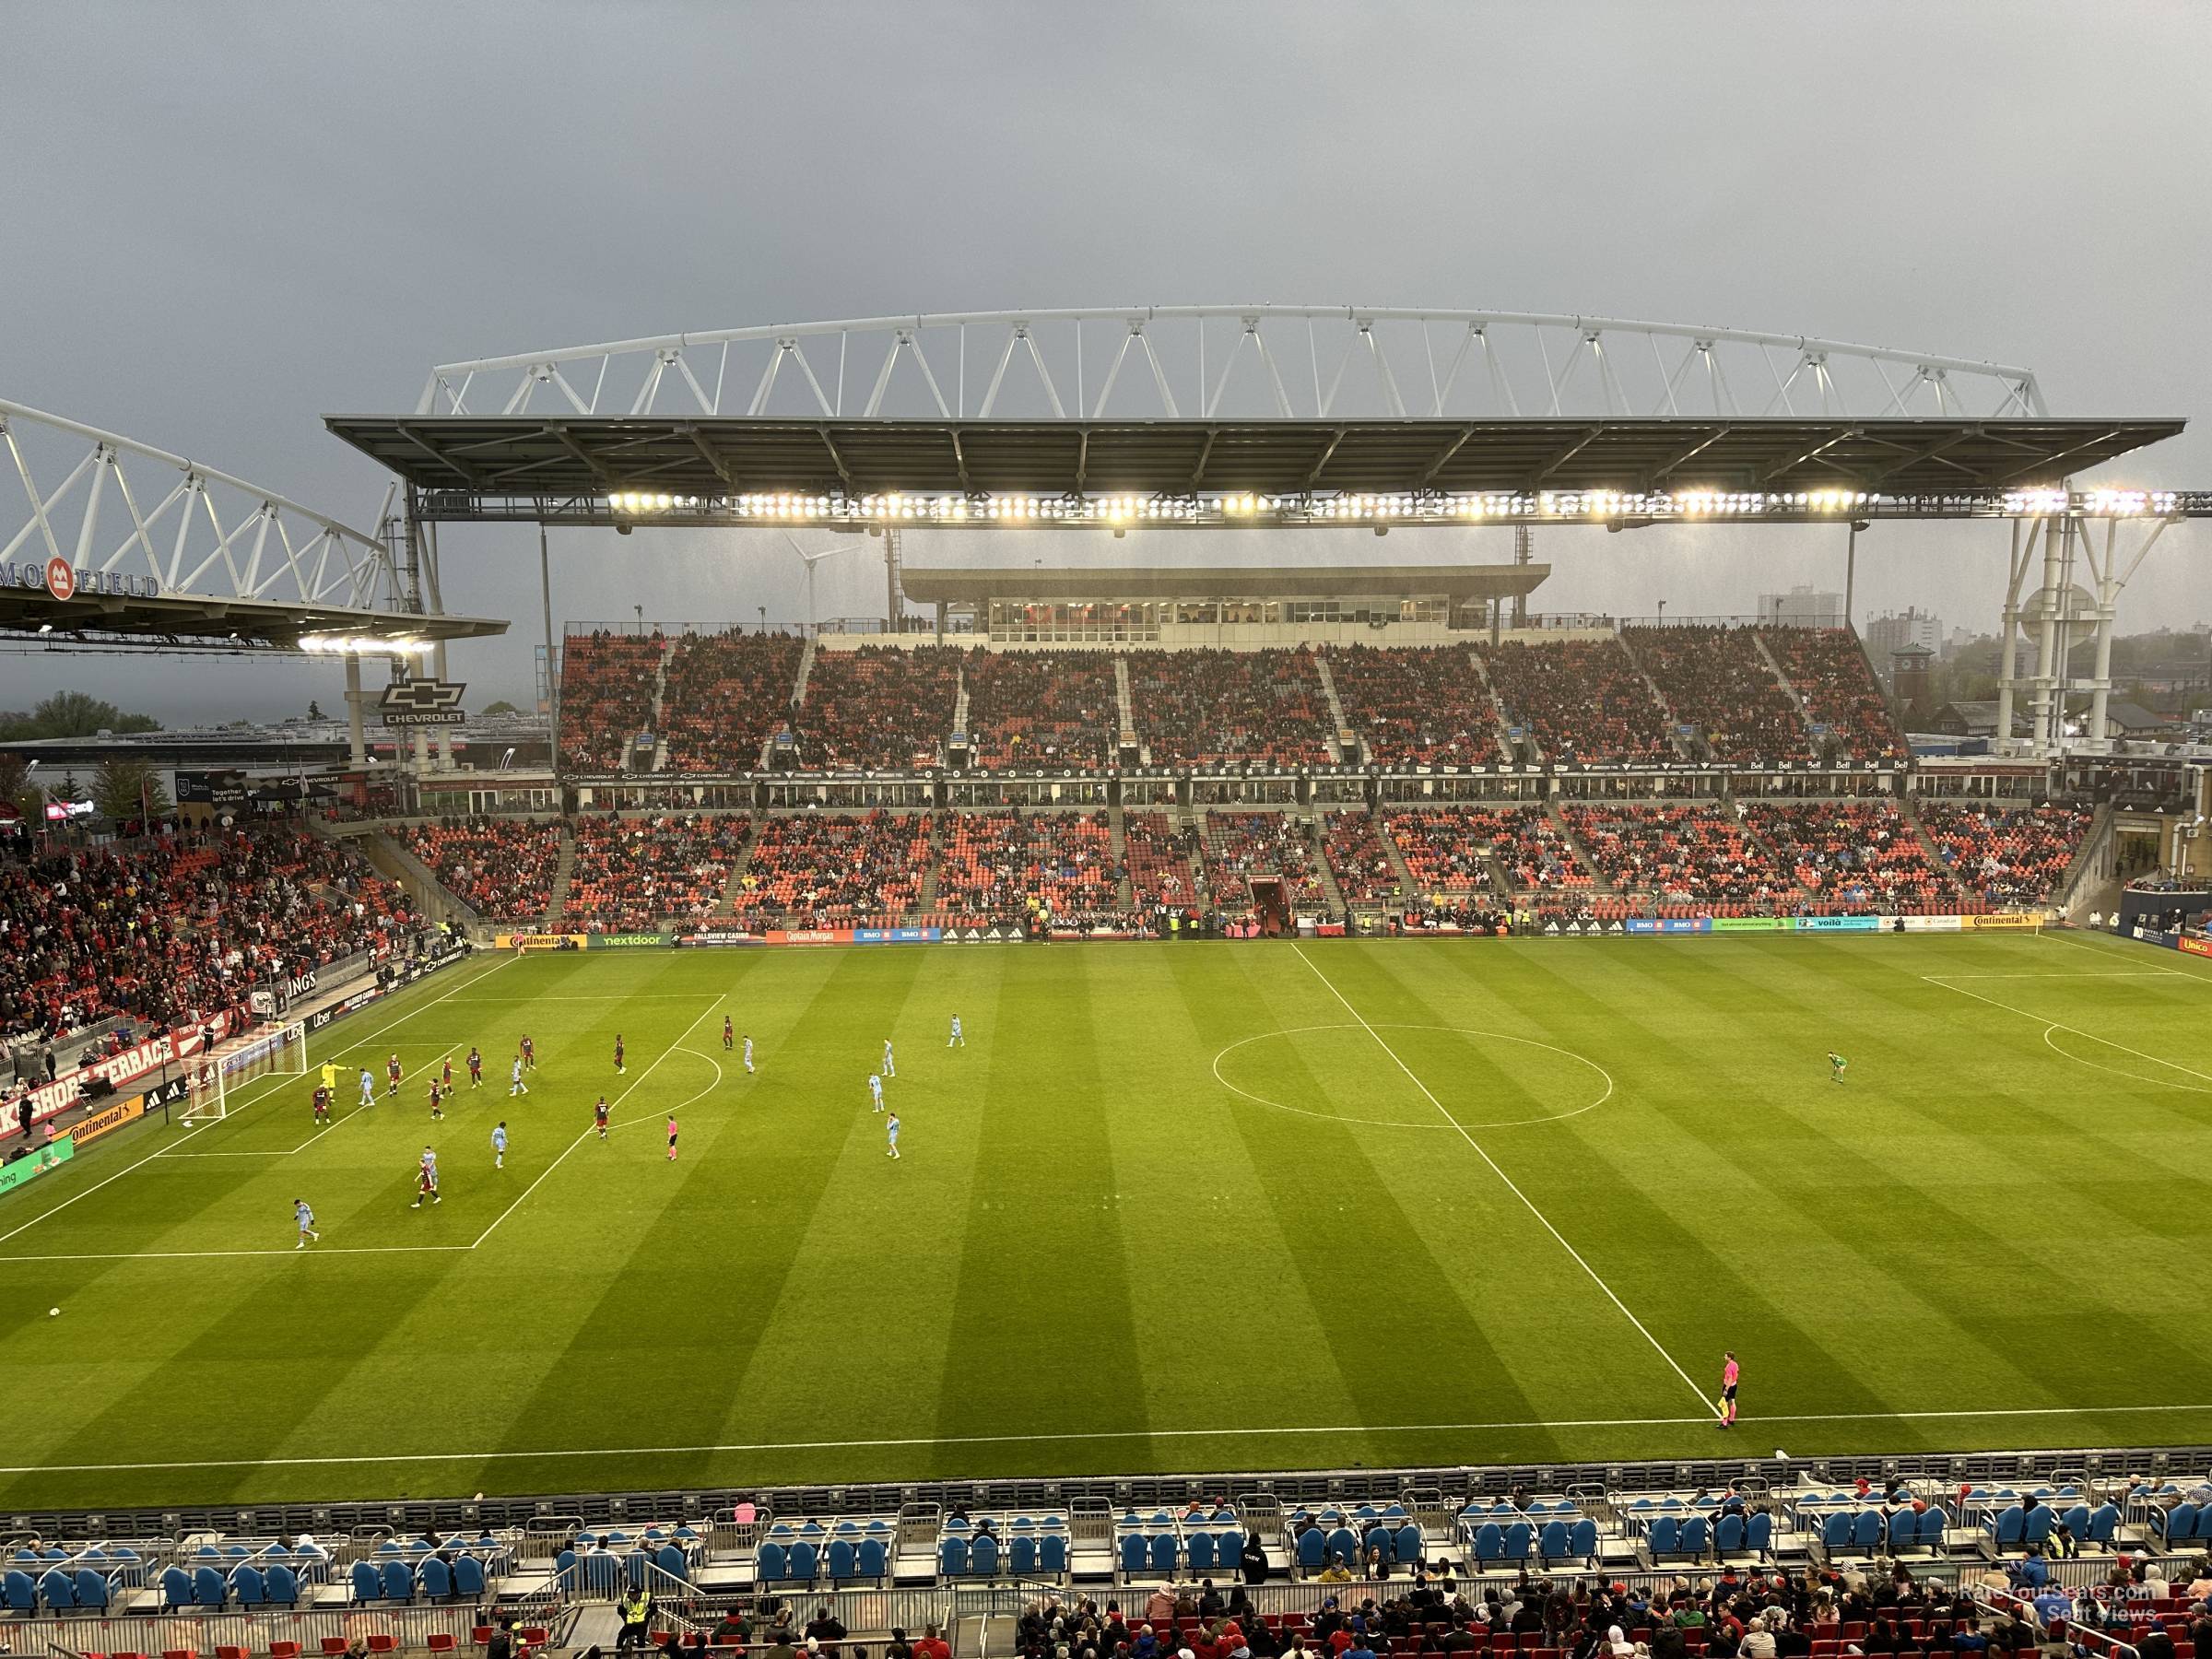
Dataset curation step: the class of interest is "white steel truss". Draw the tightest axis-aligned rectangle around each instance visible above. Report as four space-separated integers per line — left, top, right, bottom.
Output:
418 306 2047 424
0 398 401 611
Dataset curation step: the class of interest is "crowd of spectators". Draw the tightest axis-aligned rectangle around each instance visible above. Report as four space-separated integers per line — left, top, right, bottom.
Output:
1622 628 1812 764
796 646 964 771
1384 807 1590 899
0 827 418 1042
962 653 1122 769
562 814 747 929
662 630 803 773
1744 801 1950 911
1481 640 1677 764
559 629 665 773
1562 805 1791 908
1762 628 1906 763
736 811 932 926
1324 645 1497 766
1198 812 1329 911
400 817 562 923
1919 802 2094 905
1124 811 1201 909
1321 811 1404 903
936 809 1117 922
1132 650 1336 768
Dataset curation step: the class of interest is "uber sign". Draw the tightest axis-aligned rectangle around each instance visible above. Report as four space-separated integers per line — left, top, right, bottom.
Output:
379 677 467 728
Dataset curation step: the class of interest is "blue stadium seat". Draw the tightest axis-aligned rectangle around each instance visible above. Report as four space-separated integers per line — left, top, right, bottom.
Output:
1469 1522 1500 1566
826 1540 856 1581
1295 1528 1326 1571
351 1559 382 1602
1009 1536 1037 1577
1649 1515 1680 1558
265 1562 300 1606
1884 1510 1912 1551
1396 1524 1422 1564
971 1534 999 1578
624 1549 649 1589
1916 1507 1946 1547
788 1541 819 1582
1570 1519 1596 1560
1716 1514 1745 1555
1120 1534 1147 1575
1539 1520 1570 1562
453 1557 486 1598
37 1568 73 1611
756 1541 787 1582
1188 1531 1216 1572
1992 1506 2027 1549
418 1557 452 1599
1325 1525 1358 1566
1851 1511 1881 1552
582 1553 620 1596
2155 1503 2196 1545
2024 1507 2053 1546
1218 1528 1246 1567
381 1559 413 1601
194 1564 229 1606
2061 1503 2090 1539
2086 1502 2118 1547
73 1568 110 1611
1038 1535 1065 1576
1680 1515 1709 1557
1364 1524 1393 1561
1147 1533 1174 1574
1819 1511 1850 1553
1747 1512 1772 1557
2 1569 34 1614
658 1544 687 1581
939 1536 968 1577
231 1564 267 1606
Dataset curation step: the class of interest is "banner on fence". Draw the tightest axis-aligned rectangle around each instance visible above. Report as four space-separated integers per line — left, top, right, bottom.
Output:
68 1092 148 1147
1901 914 1966 932
1710 917 1786 933
2182 935 2212 959
674 930 764 948
0 1135 74 1199
1965 912 2042 931
1624 917 1712 935
499 933 588 951
1796 914 1881 933
588 932 672 949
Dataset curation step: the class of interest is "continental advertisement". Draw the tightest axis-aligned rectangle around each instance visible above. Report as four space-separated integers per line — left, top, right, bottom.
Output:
1963 912 2042 931
0 1136 75 1200
68 1093 148 1148
497 932 588 951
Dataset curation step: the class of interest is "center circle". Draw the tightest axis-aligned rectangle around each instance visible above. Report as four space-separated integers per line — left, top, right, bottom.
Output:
1212 1024 1613 1132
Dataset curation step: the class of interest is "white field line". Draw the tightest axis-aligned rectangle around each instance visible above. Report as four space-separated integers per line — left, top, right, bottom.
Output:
2039 929 2212 979
0 956 513 1252
1289 943 1715 1416
468 1001 725 1249
8 1400 2212 1477
1922 973 2212 1088
161 1042 463 1159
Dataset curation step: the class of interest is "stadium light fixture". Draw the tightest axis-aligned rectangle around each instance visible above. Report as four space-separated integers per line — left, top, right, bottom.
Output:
299 633 436 656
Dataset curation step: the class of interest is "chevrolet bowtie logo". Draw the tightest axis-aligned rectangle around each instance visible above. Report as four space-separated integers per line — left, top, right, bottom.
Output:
381 678 465 712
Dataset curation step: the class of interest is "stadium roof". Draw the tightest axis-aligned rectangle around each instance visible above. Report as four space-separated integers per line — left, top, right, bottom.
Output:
0 584 505 650
328 414 2183 504
900 563 1547 605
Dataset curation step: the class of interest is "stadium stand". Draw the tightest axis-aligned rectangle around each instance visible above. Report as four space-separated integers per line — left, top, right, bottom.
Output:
563 814 749 929
1198 812 1329 911
559 629 665 773
1480 639 1677 763
0 828 417 1042
1745 800 1951 910
796 645 965 770
661 629 803 772
1762 626 1907 762
961 652 1122 769
1562 804 1793 910
1323 644 1497 765
1622 626 1811 762
1919 802 2096 905
735 811 932 927
935 809 1117 922
1385 806 1591 901
1131 649 1336 767
398 818 563 923
1123 810 1201 909
1320 810 1403 904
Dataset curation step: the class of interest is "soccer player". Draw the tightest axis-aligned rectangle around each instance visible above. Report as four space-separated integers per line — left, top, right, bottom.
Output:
868 1073 884 1112
614 1033 626 1075
386 1053 402 1097
411 1147 441 1208
1828 1051 1847 1086
467 1045 483 1088
886 1111 900 1159
742 1034 755 1075
441 1055 454 1093
594 1096 610 1139
947 1014 964 1048
428 1079 445 1121
723 1016 735 1050
520 1034 535 1071
320 1060 339 1097
312 1082 331 1127
294 1197 320 1248
1718 1351 1740 1429
359 1066 375 1108
510 1055 529 1097
665 1113 678 1162
491 1121 508 1169
882 1038 896 1078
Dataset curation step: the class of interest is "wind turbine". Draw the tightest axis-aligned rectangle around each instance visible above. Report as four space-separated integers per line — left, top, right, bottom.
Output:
782 533 869 633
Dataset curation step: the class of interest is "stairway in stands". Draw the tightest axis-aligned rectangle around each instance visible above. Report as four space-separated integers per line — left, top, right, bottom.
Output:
1113 655 1141 761
545 831 577 927
1372 806 1420 898
714 816 761 920
1751 630 1822 745
2053 802 2116 914
1305 809 1351 912
1466 647 1520 762
647 637 673 772
916 813 946 914
950 667 972 752
1547 801 1617 894
1313 656 1360 762
1613 633 1698 760
793 638 818 704
1900 798 1972 903
1108 803 1135 910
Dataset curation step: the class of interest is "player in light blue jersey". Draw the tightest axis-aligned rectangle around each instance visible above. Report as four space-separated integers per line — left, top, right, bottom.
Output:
882 1038 896 1078
868 1073 884 1112
491 1121 508 1169
359 1067 375 1108
294 1198 319 1248
411 1146 441 1208
886 1112 900 1159
947 1014 964 1048
742 1035 755 1075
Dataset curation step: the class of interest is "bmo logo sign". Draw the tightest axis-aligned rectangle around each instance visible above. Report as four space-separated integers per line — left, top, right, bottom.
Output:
4 559 161 601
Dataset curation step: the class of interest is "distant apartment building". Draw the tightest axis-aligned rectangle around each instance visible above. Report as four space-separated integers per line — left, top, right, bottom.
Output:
1864 606 1945 663
1757 584 1843 629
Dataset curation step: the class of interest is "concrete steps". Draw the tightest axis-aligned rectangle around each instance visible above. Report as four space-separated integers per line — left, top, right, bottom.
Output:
1465 646 1521 763
2053 802 2116 914
546 833 577 927
714 817 761 920
1313 655 1359 762
1373 806 1420 899
793 638 818 705
1613 632 1697 760
1547 801 1616 894
1108 803 1135 909
1900 799 1973 902
1752 629 1822 745
1304 810 1350 912
1113 654 1141 760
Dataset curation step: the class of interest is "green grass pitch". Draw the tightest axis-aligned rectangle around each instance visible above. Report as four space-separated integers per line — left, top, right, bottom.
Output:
2 929 2208 1511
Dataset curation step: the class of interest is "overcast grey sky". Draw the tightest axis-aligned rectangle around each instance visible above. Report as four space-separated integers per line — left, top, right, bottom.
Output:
5 1 2208 723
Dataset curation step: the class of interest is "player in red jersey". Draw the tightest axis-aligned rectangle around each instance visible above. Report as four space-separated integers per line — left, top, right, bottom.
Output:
386 1053 402 1097
614 1033 626 1075
594 1096 610 1140
519 1034 535 1070
428 1078 445 1121
441 1055 454 1093
312 1083 331 1126
467 1046 483 1088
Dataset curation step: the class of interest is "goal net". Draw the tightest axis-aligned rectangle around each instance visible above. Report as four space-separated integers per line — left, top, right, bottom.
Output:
179 1019 309 1124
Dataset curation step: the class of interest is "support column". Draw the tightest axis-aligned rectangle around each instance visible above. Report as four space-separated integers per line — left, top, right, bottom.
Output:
432 641 454 771
540 524 561 777
1994 518 2041 757
883 524 902 633
344 652 366 768
2027 513 2066 759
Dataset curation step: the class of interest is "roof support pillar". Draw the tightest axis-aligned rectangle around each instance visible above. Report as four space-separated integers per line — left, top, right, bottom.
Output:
344 651 366 770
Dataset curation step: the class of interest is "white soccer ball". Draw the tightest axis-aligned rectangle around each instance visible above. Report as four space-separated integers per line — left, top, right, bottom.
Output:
49 1308 59 1317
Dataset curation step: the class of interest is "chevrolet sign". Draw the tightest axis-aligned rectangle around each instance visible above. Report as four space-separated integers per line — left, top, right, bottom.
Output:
379 677 467 727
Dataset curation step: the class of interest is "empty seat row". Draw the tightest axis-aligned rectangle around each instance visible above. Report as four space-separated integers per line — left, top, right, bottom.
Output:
759 1536 891 1583
554 1547 688 1593
347 1555 490 1603
1125 1529 1246 1575
1467 1519 1599 1567
940 1533 1067 1578
2152 1502 2212 1545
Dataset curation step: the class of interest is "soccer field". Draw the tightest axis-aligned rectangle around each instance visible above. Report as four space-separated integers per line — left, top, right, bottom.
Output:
4 929 2209 1511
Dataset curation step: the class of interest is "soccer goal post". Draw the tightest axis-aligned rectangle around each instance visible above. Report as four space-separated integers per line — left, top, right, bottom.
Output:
179 1019 309 1124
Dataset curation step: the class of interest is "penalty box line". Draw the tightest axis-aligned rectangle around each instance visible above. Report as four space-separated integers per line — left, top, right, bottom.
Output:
1288 944 1716 1418
0 955 516 1255
10 1399 2212 1477
1922 972 2212 1089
